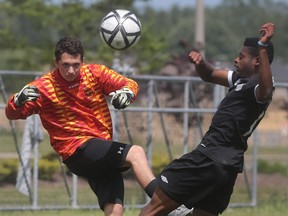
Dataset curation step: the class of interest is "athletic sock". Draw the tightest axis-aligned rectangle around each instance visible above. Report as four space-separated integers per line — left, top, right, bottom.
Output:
144 179 157 198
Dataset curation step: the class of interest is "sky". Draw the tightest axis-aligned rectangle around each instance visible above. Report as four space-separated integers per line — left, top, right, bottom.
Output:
62 0 222 9
133 0 287 10
134 0 222 10
53 0 287 10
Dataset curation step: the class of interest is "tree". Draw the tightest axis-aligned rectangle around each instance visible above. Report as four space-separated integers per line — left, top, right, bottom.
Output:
0 0 287 73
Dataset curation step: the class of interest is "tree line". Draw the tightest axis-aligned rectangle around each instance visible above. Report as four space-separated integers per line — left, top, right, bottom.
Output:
0 0 287 74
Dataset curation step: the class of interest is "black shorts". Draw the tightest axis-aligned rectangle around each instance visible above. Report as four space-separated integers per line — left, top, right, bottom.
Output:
157 150 238 215
63 138 132 210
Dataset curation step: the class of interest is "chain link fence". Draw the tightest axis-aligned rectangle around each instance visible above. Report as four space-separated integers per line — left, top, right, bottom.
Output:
0 71 287 211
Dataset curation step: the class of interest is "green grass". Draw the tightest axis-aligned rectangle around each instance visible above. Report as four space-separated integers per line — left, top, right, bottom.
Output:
222 203 288 216
0 203 288 216
1 113 288 215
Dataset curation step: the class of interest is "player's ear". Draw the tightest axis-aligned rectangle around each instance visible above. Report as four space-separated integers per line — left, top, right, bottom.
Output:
254 56 260 66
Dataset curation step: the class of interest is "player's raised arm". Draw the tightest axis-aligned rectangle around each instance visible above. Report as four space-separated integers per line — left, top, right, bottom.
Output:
256 22 275 102
188 51 230 87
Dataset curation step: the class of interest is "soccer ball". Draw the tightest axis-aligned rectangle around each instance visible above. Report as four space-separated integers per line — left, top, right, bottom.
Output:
100 9 142 50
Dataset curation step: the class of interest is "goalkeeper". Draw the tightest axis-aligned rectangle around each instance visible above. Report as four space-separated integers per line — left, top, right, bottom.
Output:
5 37 157 215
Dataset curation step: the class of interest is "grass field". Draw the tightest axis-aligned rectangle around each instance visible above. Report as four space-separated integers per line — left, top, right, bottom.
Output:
1 90 288 216
0 203 288 216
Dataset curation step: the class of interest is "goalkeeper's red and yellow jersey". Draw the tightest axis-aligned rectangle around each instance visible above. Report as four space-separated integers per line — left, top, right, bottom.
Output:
5 64 139 160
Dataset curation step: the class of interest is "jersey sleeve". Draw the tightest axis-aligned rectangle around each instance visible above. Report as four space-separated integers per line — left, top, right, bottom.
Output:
89 64 139 99
228 70 237 87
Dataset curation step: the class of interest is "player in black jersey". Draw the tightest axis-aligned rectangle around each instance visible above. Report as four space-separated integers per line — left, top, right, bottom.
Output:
139 22 275 216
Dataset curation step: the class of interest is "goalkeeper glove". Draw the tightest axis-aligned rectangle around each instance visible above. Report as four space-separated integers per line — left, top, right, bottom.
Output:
109 88 134 110
14 85 40 107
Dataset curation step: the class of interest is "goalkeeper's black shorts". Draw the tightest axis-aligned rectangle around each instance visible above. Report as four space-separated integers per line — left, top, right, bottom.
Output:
63 138 132 210
157 150 238 215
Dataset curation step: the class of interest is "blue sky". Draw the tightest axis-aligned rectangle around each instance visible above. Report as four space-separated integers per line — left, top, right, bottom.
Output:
134 0 222 10
133 0 288 11
64 0 222 9
53 0 286 9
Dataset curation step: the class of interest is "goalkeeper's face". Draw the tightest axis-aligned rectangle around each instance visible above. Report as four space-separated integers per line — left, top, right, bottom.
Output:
55 52 83 81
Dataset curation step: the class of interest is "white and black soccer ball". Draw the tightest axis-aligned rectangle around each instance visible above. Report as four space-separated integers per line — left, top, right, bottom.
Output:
100 9 142 50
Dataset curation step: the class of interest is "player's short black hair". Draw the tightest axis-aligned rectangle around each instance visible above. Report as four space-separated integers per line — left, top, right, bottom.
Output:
243 37 274 64
54 37 84 62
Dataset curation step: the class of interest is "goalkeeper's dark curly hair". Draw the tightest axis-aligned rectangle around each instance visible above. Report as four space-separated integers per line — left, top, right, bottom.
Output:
54 37 84 61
